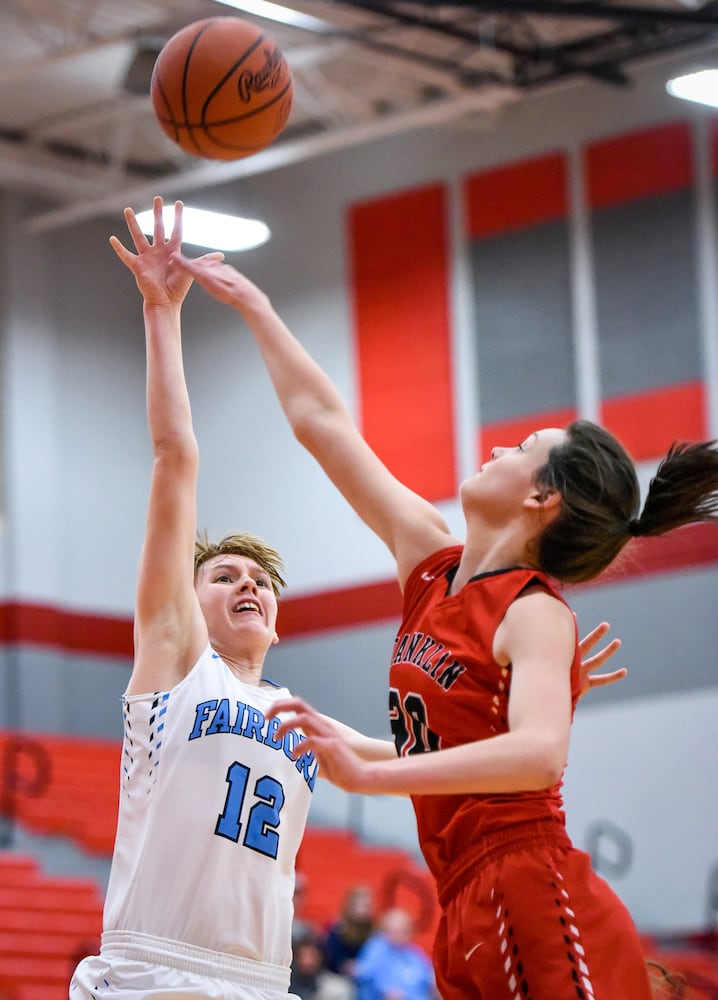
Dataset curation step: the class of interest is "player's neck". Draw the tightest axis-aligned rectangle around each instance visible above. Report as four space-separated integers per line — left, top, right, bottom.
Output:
451 525 533 593
215 646 267 686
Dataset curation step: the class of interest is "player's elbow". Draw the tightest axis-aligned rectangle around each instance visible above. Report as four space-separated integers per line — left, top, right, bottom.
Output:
153 433 199 470
291 402 351 453
524 735 567 789
287 397 324 441
291 409 321 448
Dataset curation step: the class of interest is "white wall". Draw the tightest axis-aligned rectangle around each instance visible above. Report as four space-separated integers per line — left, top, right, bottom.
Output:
565 686 718 932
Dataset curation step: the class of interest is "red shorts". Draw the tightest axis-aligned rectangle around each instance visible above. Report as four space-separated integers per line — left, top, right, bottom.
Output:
433 838 652 1000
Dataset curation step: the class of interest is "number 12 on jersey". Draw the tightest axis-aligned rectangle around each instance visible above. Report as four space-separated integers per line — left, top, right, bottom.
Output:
215 760 285 859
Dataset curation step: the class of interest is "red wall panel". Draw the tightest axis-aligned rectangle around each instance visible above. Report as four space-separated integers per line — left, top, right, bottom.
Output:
348 184 456 501
586 121 694 209
464 151 568 238
601 382 706 460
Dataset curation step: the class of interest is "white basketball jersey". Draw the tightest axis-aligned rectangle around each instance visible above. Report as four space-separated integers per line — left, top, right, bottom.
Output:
103 644 316 968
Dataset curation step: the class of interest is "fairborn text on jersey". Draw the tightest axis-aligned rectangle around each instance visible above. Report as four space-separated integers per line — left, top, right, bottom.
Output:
188 698 318 792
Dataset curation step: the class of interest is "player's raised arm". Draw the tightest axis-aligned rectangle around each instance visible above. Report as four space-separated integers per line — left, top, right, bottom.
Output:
110 199 210 693
174 253 456 590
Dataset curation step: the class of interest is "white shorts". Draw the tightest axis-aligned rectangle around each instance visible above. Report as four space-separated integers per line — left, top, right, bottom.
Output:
70 930 299 1000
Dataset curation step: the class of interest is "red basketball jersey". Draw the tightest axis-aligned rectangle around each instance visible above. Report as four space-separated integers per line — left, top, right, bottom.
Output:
389 546 582 888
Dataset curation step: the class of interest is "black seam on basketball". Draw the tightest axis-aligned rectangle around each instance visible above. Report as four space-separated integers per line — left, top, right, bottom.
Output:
153 81 292 158
204 80 292 128
153 75 290 130
181 21 215 155
152 77 179 143
200 33 267 126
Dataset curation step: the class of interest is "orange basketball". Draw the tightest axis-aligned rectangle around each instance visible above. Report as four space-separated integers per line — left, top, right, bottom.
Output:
150 16 293 161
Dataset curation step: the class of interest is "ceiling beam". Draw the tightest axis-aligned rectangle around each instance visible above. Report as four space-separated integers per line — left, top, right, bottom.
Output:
0 137 127 198
357 0 718 27
25 85 517 234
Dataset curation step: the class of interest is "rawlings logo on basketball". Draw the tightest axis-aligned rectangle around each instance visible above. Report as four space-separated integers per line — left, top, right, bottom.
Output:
237 46 285 103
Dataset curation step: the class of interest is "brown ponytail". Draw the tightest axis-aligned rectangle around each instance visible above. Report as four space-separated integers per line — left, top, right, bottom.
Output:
532 421 718 584
629 440 718 539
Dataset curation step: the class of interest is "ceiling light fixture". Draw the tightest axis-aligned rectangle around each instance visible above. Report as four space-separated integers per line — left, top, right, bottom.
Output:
666 68 718 109
136 205 271 252
213 0 332 33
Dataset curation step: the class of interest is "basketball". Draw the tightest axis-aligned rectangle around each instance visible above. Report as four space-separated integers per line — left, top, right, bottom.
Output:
150 16 293 161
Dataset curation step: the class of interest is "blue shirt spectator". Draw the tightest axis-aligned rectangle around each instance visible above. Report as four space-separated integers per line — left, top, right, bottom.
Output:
354 908 436 1000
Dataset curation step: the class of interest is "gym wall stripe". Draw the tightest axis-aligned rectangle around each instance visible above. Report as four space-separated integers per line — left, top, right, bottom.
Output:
1 523 716 651
347 183 457 502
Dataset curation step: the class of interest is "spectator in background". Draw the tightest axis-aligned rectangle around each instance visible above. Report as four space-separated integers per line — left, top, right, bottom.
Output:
354 908 436 1000
291 931 355 1000
324 885 376 979
292 872 320 950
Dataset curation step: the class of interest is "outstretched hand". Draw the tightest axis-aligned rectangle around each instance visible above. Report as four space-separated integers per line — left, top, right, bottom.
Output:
172 250 270 315
267 697 373 794
577 622 626 698
109 196 222 307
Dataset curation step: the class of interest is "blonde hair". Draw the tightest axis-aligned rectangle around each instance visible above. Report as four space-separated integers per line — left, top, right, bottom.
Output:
194 530 286 597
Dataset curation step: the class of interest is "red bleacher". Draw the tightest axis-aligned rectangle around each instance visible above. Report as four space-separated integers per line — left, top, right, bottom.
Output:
0 853 102 1000
297 826 440 955
0 731 120 857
